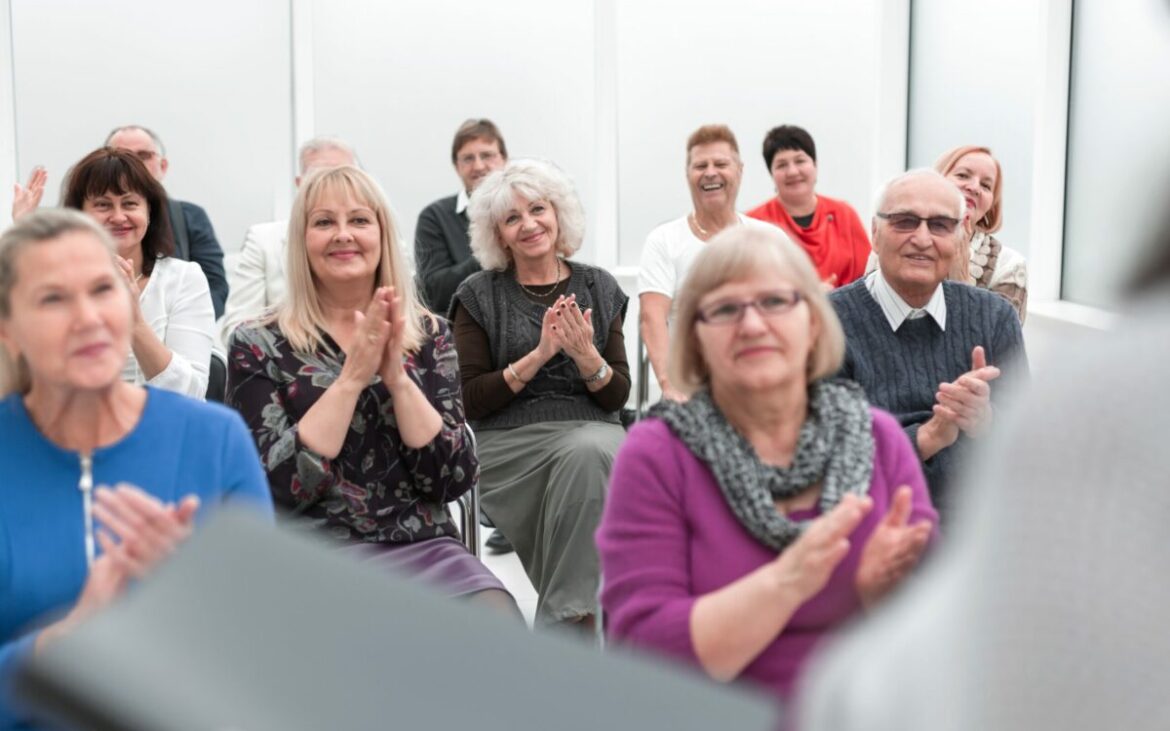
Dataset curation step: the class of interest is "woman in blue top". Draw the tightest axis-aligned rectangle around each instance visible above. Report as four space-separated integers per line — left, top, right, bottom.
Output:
0 210 273 729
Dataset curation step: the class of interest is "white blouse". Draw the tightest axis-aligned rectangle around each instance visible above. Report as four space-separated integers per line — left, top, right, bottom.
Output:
121 257 215 399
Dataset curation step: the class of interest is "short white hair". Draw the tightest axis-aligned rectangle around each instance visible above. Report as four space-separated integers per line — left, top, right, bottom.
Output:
105 125 166 156
298 136 358 173
872 168 964 220
468 159 585 271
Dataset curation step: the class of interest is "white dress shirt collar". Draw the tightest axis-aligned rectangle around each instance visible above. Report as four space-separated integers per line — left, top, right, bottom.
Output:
865 270 947 331
456 188 470 215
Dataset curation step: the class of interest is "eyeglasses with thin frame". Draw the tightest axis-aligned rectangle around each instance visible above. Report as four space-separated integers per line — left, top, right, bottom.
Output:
876 211 960 236
457 150 501 167
695 290 804 326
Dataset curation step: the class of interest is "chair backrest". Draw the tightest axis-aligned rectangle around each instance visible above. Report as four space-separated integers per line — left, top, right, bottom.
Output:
453 424 480 556
206 352 227 402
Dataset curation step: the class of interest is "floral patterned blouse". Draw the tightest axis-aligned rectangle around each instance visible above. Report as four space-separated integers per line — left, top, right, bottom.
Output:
225 317 476 544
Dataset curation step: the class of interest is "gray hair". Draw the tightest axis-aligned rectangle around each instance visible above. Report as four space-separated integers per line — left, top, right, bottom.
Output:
872 167 965 220
297 136 359 174
105 125 166 157
0 209 121 396
468 159 586 271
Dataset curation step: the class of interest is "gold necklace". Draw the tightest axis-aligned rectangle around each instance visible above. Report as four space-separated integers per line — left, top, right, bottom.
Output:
689 212 710 237
516 259 565 298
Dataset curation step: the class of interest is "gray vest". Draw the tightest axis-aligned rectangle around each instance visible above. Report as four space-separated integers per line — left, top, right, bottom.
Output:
454 261 628 431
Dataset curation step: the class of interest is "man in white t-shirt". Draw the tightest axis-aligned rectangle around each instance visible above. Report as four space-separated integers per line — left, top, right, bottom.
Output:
638 124 776 401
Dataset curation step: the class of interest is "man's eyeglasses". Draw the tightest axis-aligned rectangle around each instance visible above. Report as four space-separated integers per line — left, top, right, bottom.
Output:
876 212 960 236
695 291 804 325
457 151 501 167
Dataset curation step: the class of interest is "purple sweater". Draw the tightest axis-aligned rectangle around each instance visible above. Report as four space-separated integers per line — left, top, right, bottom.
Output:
596 407 938 700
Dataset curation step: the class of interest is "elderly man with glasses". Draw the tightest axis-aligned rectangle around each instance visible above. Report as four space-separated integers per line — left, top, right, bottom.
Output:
829 169 1027 519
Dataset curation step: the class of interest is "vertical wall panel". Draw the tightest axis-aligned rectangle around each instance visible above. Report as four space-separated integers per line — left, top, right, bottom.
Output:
10 0 292 254
311 1 597 262
616 0 889 267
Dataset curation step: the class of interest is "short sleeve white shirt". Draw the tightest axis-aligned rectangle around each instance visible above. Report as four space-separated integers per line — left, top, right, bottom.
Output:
637 214 779 299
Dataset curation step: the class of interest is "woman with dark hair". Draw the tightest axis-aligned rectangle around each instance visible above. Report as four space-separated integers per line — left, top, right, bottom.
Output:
61 148 214 398
747 125 870 288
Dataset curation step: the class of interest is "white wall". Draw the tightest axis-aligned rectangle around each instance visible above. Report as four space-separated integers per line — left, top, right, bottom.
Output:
1062 0 1170 308
907 0 1048 262
615 0 907 267
8 0 292 253
309 0 598 263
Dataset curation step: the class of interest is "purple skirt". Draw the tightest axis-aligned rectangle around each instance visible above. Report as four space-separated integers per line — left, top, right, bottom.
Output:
340 536 508 599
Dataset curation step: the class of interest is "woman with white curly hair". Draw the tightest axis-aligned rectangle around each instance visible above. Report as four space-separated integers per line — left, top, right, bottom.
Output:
450 158 630 632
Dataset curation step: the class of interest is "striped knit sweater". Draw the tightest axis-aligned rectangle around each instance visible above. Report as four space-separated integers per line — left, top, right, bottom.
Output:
829 279 1028 516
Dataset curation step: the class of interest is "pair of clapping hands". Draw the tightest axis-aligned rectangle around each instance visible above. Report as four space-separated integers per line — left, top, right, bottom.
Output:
342 286 409 390
536 293 597 364
774 487 931 610
934 345 1000 440
37 485 199 651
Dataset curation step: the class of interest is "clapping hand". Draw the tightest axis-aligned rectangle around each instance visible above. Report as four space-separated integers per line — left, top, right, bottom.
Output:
855 486 931 608
773 493 873 603
12 166 47 220
934 345 1000 438
550 293 599 365
38 484 200 652
341 287 393 388
377 287 410 390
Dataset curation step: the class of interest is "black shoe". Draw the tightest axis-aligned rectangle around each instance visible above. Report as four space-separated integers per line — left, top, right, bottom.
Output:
485 529 514 555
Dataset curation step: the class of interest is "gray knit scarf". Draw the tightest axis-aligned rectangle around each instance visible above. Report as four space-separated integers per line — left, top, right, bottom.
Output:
649 379 874 551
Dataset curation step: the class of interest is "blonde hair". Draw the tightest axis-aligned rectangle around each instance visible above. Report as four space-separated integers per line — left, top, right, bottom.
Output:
934 145 1003 234
668 225 845 396
277 166 435 355
467 159 585 271
0 210 125 396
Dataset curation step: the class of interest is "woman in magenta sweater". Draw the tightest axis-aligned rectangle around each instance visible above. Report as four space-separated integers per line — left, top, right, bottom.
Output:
596 225 938 700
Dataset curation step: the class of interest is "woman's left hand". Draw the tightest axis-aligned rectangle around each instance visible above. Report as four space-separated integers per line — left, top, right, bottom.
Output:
855 486 931 608
378 287 410 390
551 294 599 364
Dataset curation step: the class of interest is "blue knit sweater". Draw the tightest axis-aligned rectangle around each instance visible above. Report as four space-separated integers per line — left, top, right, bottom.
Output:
829 279 1028 515
0 388 274 729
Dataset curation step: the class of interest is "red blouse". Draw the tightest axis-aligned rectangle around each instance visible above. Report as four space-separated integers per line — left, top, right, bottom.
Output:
747 194 871 286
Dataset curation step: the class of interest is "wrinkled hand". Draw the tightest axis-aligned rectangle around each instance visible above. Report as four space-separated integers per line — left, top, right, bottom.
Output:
855 486 931 608
934 346 1000 437
772 493 872 603
551 294 598 364
661 386 690 403
378 287 411 390
341 287 393 388
12 166 47 220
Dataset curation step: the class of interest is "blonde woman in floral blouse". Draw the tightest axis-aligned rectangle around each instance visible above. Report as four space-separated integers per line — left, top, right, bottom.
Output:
934 145 1028 321
226 166 515 614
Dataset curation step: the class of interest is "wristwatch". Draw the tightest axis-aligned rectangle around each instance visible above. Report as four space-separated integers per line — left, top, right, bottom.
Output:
583 362 609 384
